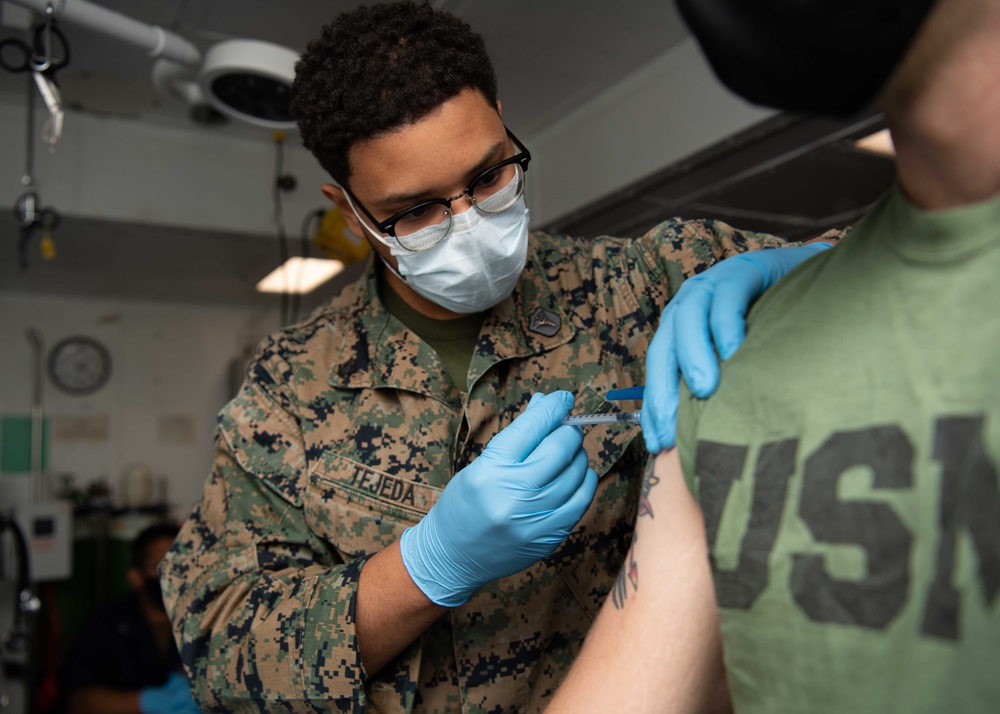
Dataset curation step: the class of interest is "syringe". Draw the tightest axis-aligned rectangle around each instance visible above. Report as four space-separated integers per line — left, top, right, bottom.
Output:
561 409 641 427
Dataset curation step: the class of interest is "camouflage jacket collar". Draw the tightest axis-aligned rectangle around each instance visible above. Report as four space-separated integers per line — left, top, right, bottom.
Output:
324 233 577 403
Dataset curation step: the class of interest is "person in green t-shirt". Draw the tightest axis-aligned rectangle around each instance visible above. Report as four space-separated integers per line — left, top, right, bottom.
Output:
547 0 1000 712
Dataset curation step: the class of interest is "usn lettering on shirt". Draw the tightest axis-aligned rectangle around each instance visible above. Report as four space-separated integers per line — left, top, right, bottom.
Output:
349 469 416 506
694 415 999 642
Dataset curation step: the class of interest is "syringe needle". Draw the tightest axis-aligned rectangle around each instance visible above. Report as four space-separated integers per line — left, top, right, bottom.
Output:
560 409 641 427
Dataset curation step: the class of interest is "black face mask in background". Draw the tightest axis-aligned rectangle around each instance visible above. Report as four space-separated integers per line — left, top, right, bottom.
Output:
675 0 938 117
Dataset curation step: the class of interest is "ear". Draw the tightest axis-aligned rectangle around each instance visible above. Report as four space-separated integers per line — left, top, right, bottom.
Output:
496 99 503 117
126 567 143 592
321 183 367 240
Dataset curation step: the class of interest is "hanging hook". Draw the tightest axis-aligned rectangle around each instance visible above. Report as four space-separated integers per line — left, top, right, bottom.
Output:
28 4 56 72
33 70 64 149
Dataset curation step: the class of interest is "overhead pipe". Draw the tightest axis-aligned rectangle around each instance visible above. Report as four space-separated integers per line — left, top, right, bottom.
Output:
10 0 299 128
9 0 201 65
9 0 206 105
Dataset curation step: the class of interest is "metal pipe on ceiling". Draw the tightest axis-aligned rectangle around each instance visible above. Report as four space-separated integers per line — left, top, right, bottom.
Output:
8 0 201 66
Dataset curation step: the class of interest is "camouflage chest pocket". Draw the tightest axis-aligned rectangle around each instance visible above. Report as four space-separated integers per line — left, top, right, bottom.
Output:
557 383 645 619
304 451 441 561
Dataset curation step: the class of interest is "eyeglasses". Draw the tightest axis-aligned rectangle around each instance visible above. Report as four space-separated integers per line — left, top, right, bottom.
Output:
346 126 531 252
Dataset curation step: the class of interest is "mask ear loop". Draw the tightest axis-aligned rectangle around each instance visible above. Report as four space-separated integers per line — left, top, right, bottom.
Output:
337 185 394 246
338 186 411 284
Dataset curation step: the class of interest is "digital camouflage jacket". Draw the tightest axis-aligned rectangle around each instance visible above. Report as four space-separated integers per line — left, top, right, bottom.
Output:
162 220 798 713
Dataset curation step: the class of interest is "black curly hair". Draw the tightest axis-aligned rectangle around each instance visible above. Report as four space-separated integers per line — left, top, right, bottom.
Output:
291 1 499 187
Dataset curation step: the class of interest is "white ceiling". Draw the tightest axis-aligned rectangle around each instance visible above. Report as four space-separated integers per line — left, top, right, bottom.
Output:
0 0 693 307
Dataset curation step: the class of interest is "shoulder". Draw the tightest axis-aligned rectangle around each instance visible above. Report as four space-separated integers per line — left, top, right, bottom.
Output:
525 229 669 321
527 225 679 285
747 237 845 329
240 294 359 409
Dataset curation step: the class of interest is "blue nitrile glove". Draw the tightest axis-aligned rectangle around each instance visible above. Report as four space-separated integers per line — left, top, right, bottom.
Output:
400 391 599 607
139 672 202 714
643 242 833 453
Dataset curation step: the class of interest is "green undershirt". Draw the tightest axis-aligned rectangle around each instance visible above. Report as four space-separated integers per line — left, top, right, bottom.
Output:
379 281 487 392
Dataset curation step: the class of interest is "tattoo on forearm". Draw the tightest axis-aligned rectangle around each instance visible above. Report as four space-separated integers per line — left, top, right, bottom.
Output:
637 458 661 520
612 459 662 610
612 535 639 609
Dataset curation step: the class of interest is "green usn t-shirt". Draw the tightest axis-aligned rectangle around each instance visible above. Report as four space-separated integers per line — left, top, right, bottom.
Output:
677 185 1000 714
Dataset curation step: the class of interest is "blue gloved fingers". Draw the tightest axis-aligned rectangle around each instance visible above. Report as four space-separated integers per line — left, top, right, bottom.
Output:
710 242 832 360
527 391 545 407
486 391 574 463
744 241 833 286
520 443 590 506
643 301 680 454
673 277 724 399
550 464 599 528
520 422 586 482
707 274 757 362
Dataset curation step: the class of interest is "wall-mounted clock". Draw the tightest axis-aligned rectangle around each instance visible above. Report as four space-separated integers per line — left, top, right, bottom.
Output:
47 336 113 396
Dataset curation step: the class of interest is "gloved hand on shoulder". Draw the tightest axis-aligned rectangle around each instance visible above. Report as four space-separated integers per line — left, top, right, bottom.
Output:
400 391 598 607
138 671 202 714
643 241 833 453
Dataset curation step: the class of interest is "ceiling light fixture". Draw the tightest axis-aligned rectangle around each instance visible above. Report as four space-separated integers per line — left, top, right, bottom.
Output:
256 258 345 295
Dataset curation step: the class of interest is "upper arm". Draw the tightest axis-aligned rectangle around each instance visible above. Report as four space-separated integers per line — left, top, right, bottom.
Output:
547 449 726 714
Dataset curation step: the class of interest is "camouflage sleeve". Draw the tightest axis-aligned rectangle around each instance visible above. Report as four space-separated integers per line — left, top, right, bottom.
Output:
635 217 846 302
162 349 373 713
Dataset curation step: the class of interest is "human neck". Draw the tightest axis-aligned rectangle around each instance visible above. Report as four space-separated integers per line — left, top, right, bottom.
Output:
884 2 1000 211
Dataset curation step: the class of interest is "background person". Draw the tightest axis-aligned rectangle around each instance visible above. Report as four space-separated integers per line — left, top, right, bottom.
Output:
60 523 200 714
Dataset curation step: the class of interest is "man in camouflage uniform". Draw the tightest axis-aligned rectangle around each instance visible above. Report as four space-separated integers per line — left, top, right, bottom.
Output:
161 3 835 712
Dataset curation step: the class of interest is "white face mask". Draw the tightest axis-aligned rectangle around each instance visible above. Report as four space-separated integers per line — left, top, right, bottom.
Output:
345 176 530 314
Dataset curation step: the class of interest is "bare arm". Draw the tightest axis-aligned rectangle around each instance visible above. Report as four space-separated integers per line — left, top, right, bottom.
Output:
355 541 447 674
546 449 727 714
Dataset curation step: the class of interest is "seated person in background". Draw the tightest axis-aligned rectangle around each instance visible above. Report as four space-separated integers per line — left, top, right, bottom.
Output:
60 523 200 714
548 0 1000 712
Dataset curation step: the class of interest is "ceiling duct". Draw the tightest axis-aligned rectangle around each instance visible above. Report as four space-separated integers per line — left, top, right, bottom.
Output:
544 110 896 241
9 0 298 129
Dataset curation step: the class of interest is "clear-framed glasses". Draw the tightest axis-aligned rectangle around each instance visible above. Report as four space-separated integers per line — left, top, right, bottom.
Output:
346 126 531 252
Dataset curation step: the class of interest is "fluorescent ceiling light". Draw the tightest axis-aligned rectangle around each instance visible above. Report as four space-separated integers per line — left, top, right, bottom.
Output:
854 129 895 157
256 257 344 294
